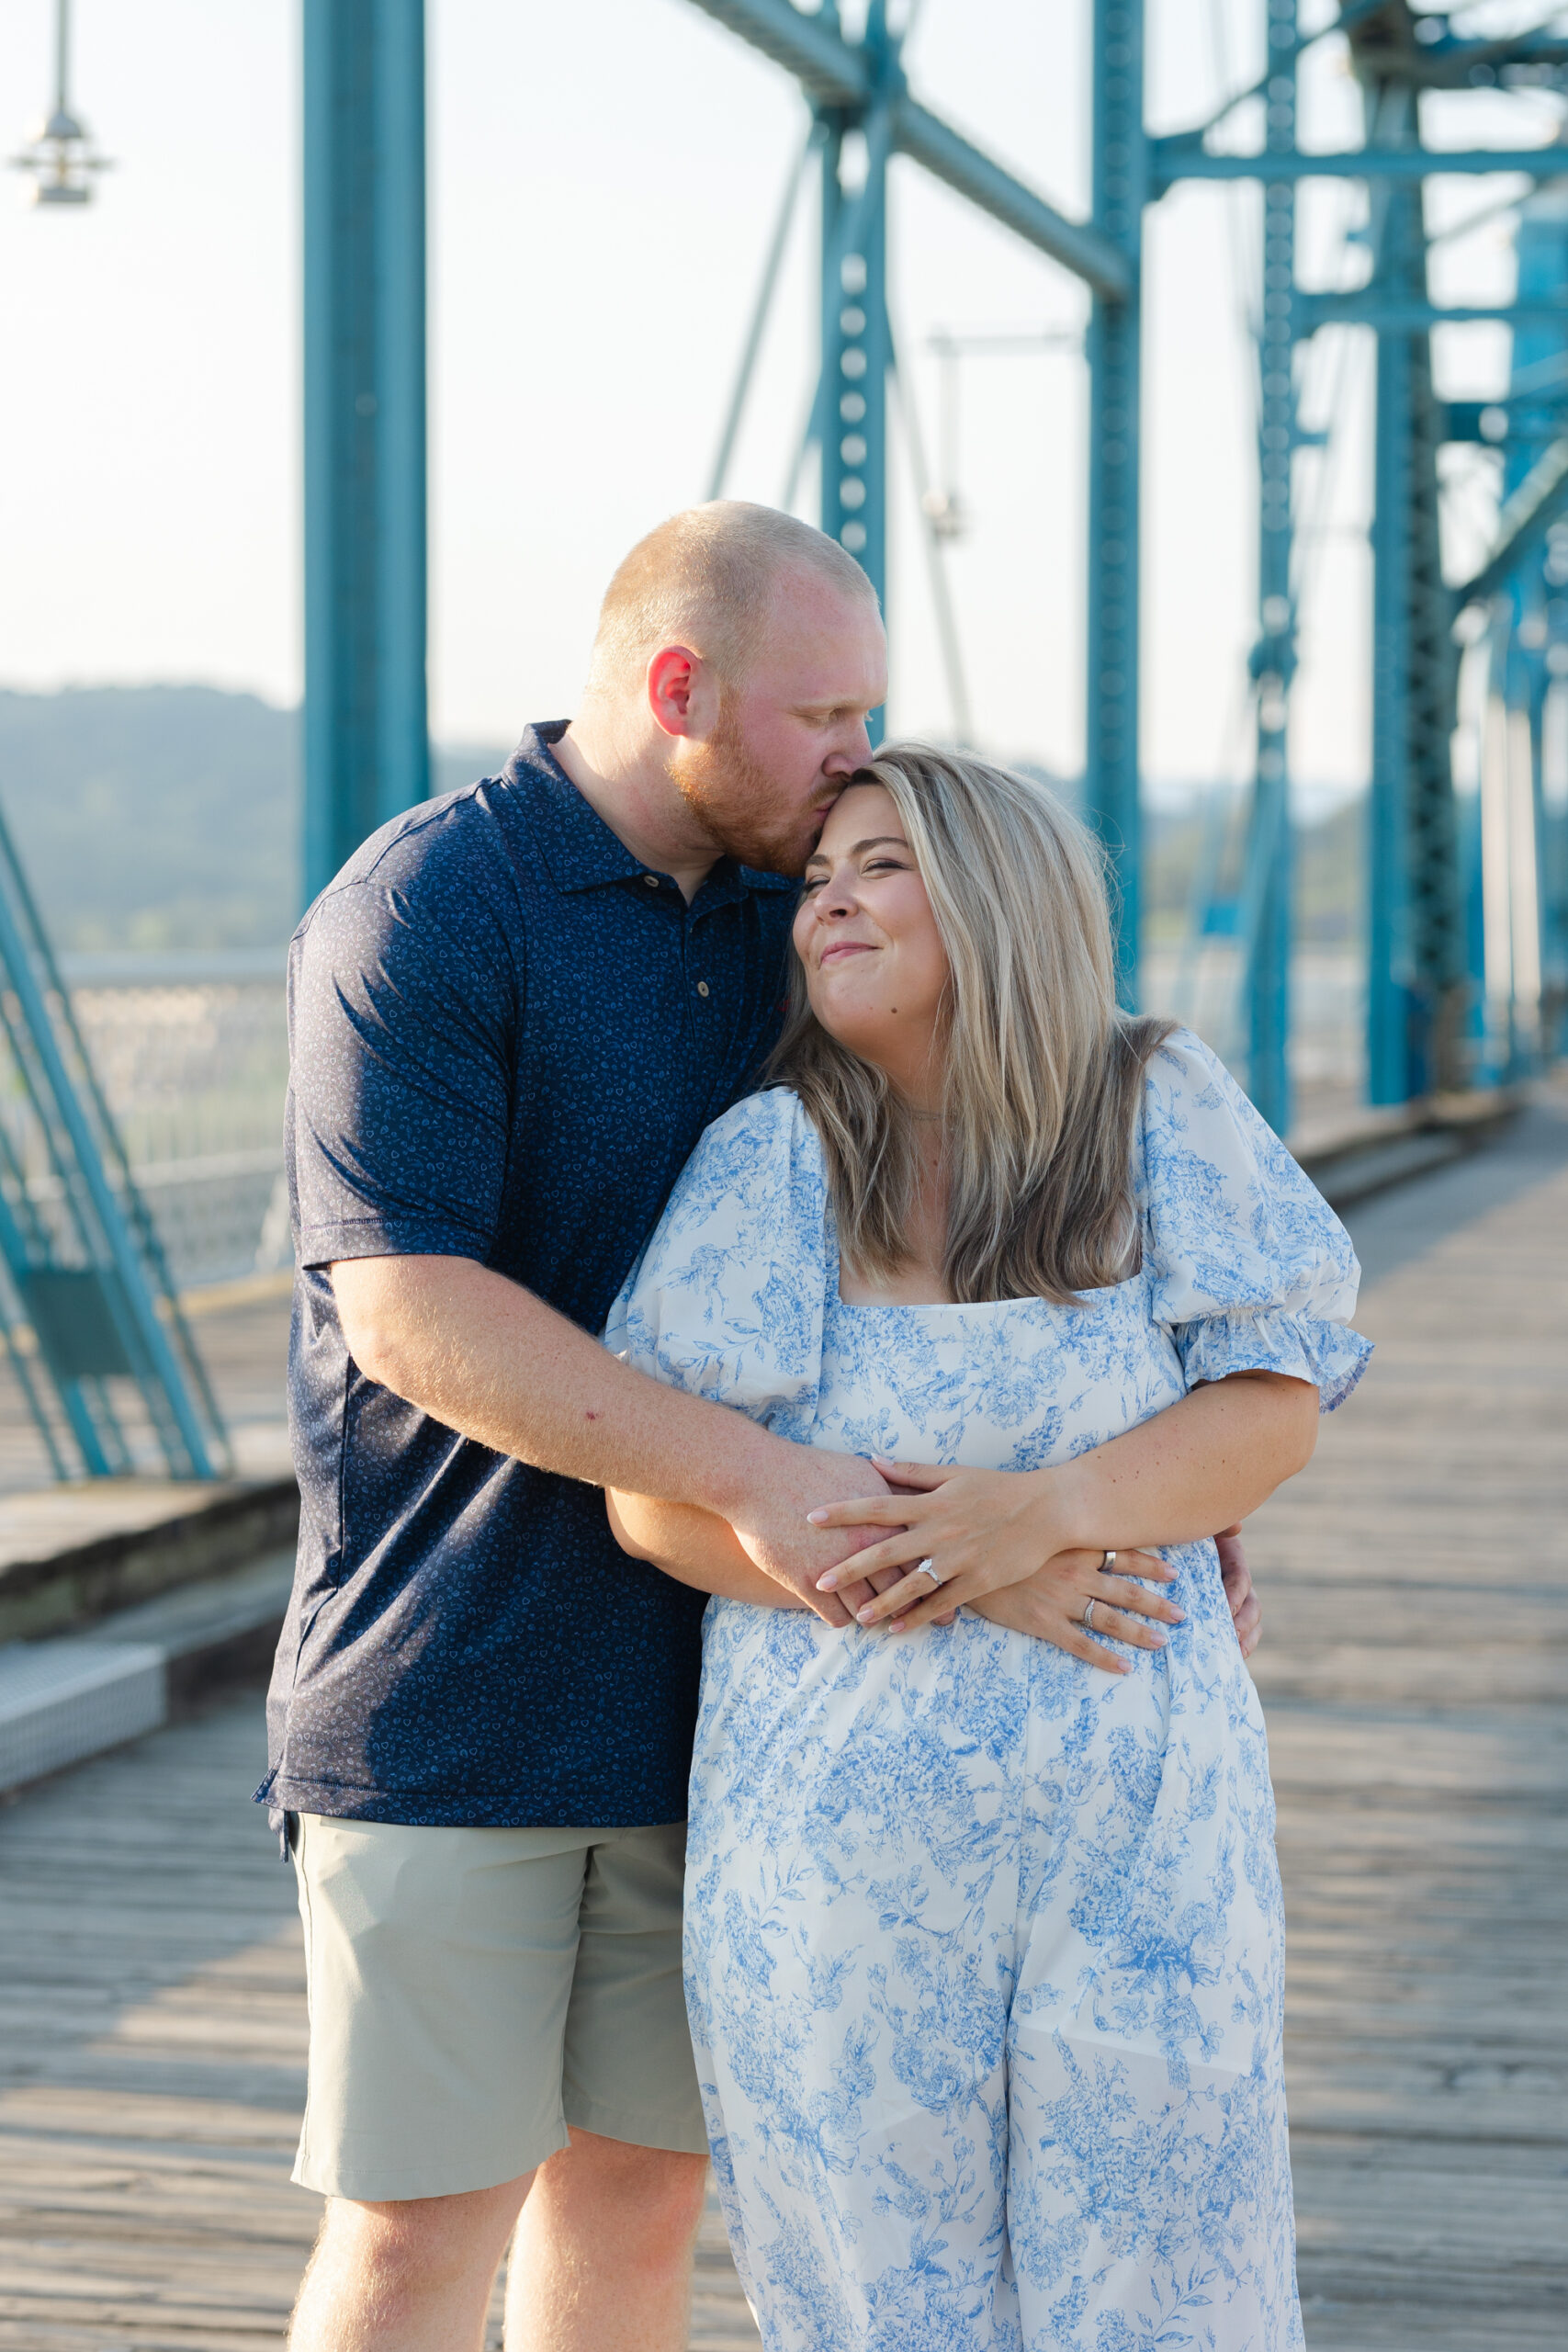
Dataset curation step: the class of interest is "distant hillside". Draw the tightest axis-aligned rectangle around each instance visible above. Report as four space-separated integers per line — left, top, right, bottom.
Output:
0 686 514 953
0 684 1365 957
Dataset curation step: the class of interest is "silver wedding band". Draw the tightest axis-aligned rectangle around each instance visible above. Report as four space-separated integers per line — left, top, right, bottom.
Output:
912 1558 942 1590
1081 1595 1098 1632
1100 1549 1116 1573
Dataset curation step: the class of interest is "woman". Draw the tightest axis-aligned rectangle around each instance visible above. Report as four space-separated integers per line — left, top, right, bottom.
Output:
604 746 1369 2350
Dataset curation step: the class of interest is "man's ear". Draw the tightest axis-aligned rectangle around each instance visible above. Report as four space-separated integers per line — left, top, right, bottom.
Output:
647 645 702 740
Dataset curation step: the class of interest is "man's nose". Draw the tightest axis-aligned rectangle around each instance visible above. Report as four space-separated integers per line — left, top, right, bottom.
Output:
824 719 874 775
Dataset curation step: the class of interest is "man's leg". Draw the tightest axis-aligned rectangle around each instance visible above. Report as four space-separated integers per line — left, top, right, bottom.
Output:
503 2128 708 2352
291 2174 533 2352
502 1823 713 2349
285 1816 592 2348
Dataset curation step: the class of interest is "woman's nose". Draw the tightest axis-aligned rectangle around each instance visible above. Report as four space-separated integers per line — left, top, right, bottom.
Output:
815 872 859 918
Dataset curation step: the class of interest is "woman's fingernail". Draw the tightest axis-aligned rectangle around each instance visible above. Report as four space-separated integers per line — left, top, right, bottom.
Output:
1150 1632 1167 1647
806 1509 829 1526
1168 1610 1185 1623
816 1574 839 1592
856 1604 877 1624
887 1617 906 1633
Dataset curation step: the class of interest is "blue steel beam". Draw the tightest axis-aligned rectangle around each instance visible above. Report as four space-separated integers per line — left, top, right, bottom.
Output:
891 101 1130 299
1454 437 1568 610
685 0 1131 296
1359 66 1466 1103
303 0 429 908
685 0 870 107
817 85 892 703
1086 0 1146 1004
1154 141 1568 187
1240 0 1300 1136
1302 298 1568 331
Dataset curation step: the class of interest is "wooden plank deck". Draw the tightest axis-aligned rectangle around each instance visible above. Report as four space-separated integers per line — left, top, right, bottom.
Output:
0 1087 1562 2347
1251 1081 1568 2349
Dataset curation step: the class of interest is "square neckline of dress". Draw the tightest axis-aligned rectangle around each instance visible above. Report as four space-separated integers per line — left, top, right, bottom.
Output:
814 1116 1148 1317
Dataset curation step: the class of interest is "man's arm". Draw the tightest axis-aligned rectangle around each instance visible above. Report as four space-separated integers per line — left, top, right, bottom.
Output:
331 1253 898 1625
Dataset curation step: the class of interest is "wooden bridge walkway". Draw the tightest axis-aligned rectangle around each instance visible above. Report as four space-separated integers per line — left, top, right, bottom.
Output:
0 1086 1562 2349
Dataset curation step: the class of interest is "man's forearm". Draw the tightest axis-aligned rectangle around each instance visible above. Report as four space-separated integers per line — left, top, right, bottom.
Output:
333 1253 775 1514
329 1253 900 1623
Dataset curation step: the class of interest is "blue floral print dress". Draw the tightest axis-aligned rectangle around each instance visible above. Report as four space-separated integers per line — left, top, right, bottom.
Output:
606 1031 1370 2352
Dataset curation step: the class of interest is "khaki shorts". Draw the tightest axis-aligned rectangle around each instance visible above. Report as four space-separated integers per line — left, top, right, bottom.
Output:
289 1814 707 2201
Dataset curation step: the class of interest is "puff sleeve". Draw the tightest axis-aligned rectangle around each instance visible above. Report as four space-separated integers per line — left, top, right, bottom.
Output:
604 1088 830 1442
1138 1030 1372 1413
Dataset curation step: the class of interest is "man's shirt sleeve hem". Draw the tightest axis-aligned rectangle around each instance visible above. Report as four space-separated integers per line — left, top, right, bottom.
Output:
297 1218 493 1272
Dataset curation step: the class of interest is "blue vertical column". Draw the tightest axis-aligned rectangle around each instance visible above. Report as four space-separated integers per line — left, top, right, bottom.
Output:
1244 0 1299 1135
817 7 891 745
1368 320 1415 1104
1086 0 1146 1002
1499 190 1568 1069
303 0 430 907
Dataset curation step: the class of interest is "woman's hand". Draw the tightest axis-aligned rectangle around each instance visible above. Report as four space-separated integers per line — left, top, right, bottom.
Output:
807 1375 1314 1633
811 1458 1073 1628
962 1547 1183 1672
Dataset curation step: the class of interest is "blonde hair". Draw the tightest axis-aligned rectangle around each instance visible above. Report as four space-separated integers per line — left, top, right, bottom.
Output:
770 743 1173 1305
585 502 879 697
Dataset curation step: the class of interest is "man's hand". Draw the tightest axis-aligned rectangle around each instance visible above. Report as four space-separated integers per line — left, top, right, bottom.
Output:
1216 1523 1261 1660
728 1447 905 1628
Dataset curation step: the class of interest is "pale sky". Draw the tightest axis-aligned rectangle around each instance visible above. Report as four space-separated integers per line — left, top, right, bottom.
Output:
0 0 1554 797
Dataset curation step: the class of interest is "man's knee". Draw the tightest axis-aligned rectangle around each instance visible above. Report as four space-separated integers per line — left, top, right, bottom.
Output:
541 2133 707 2260
302 2177 532 2321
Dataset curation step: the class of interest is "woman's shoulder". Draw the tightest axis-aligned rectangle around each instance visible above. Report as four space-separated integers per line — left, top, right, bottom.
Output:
609 1086 831 1410
1141 1023 1232 1103
1133 1024 1361 1292
659 1087 827 1248
696 1083 817 1155
1135 1024 1284 1168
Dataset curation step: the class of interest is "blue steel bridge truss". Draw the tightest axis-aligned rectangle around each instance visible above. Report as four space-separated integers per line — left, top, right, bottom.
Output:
302 0 1568 1141
9 0 1568 1476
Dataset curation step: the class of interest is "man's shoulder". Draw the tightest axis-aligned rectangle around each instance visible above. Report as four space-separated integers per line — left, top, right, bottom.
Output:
317 777 523 904
292 747 565 961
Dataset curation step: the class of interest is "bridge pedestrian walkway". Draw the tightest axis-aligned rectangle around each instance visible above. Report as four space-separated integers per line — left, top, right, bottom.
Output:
0 1086 1561 2348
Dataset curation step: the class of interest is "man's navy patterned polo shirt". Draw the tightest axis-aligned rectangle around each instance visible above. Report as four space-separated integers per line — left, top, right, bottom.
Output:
260 723 796 1827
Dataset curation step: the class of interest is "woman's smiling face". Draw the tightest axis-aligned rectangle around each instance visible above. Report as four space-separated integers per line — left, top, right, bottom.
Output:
793 783 950 1096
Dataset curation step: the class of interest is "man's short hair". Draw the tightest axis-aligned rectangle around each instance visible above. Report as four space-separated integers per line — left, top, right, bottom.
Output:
586 502 880 697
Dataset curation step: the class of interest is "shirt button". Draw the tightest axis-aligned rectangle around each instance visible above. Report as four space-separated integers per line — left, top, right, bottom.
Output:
696 980 710 998
643 874 660 888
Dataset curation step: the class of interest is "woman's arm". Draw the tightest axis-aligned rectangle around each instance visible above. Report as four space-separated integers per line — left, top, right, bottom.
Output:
606 1491 807 1609
808 1369 1318 1630
609 1487 1210 1674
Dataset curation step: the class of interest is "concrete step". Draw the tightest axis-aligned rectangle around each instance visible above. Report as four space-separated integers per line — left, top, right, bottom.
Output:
0 1475 297 1643
0 1637 165 1792
0 1549 293 1795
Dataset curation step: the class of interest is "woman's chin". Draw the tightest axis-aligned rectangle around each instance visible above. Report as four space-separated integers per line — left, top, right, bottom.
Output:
811 1008 897 1064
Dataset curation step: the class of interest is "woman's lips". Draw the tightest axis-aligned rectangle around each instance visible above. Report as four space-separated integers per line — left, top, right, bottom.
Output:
818 941 874 965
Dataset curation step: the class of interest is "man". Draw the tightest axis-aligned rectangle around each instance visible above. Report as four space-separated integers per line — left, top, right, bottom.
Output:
266 501 1260 2351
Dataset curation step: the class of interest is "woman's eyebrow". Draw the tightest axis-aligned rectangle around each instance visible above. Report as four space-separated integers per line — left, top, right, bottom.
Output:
804 834 910 869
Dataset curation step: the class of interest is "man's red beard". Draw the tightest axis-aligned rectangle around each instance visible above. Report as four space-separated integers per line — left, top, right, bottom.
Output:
671 707 828 877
